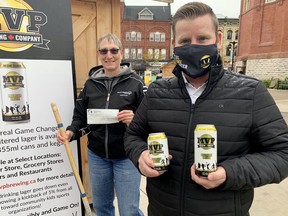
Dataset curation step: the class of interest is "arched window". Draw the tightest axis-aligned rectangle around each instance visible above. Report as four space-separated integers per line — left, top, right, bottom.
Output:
235 30 239 40
265 0 276 3
245 0 250 11
227 30 232 40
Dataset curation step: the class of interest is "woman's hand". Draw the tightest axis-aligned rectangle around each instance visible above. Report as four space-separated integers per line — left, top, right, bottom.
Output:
56 130 73 144
117 110 134 126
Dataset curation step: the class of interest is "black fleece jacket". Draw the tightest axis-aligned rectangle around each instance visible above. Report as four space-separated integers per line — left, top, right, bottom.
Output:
67 63 144 159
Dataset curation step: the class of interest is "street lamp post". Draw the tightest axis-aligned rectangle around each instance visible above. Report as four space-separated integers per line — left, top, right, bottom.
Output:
228 41 237 71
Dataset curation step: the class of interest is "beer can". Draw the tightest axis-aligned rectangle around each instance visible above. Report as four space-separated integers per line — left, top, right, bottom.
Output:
148 132 170 172
0 62 30 122
194 124 217 177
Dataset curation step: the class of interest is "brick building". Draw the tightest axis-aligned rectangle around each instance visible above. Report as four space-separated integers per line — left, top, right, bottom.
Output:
121 3 172 74
236 0 288 80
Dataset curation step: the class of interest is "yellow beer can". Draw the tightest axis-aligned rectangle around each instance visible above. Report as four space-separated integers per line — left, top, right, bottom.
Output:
0 62 30 122
194 124 217 177
148 132 170 172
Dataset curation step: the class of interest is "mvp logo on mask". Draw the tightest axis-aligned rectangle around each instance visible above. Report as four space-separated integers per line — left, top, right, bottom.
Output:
200 55 211 69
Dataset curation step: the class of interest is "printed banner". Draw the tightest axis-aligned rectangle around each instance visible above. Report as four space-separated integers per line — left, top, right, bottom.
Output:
0 1 82 216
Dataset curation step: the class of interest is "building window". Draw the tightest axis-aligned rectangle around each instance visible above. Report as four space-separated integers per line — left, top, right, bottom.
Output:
137 48 142 59
124 48 129 59
150 32 165 42
137 32 141 41
126 32 141 42
227 30 232 40
161 33 165 42
125 32 130 41
131 32 136 41
226 46 231 57
139 14 153 20
155 33 160 42
244 0 250 11
235 30 238 40
138 8 153 20
131 48 136 59
124 48 142 59
149 33 154 41
265 0 276 3
161 49 166 60
148 48 153 59
154 49 160 60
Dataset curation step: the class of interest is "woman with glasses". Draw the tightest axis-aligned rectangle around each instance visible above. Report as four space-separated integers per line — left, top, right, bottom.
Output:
57 33 144 216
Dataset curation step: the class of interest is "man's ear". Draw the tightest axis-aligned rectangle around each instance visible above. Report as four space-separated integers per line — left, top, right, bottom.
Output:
216 31 223 50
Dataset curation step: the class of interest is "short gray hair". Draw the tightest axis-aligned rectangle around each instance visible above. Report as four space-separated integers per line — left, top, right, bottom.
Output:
97 33 122 49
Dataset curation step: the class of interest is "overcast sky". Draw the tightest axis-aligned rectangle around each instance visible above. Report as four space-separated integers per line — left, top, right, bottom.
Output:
124 0 241 18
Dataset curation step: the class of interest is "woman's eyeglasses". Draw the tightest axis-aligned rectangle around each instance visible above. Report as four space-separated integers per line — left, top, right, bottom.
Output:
98 48 119 55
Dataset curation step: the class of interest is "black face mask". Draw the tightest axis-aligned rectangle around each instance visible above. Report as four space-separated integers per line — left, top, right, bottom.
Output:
173 44 218 78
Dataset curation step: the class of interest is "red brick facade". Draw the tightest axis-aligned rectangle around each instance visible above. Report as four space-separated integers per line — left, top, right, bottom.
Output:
120 3 172 72
237 0 288 61
121 20 171 59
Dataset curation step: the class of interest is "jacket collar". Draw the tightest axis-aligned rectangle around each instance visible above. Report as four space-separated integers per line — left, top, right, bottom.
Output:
88 62 132 79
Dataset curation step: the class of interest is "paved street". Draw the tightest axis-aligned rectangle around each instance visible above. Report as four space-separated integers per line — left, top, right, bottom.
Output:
90 89 288 216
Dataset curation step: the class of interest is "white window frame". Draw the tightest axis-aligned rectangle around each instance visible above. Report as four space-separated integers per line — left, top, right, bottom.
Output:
227 30 233 40
148 48 153 59
124 48 130 59
137 32 141 41
149 33 154 41
131 32 136 41
125 32 130 41
137 48 143 59
245 0 250 11
161 49 166 60
155 32 160 42
138 8 154 20
154 49 160 60
131 48 136 59
161 33 165 42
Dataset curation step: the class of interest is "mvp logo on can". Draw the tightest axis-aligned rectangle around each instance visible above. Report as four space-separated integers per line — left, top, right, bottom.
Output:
0 62 30 122
194 124 217 177
148 132 170 172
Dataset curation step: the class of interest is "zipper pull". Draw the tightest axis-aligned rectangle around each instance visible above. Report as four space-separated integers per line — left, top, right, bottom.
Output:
107 93 110 102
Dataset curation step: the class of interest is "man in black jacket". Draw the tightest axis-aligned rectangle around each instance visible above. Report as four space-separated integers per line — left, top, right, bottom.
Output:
57 33 144 216
124 2 288 216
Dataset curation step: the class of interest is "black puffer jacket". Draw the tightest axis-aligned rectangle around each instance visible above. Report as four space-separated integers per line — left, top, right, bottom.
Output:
124 62 288 215
67 63 144 159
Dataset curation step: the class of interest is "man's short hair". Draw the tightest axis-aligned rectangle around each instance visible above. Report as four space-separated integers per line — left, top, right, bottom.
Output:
172 2 219 38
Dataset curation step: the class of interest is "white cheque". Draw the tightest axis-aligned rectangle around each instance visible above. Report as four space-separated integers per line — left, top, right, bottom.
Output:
87 109 119 124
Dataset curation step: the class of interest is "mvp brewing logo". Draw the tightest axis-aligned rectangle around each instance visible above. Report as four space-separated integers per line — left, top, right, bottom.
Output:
0 0 49 52
197 134 216 150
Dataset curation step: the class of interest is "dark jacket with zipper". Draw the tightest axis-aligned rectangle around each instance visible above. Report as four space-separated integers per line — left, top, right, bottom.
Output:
67 63 144 159
124 59 288 216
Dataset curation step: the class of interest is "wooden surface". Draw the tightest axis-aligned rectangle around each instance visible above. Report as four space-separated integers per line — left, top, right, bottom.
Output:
71 0 121 204
161 61 176 78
